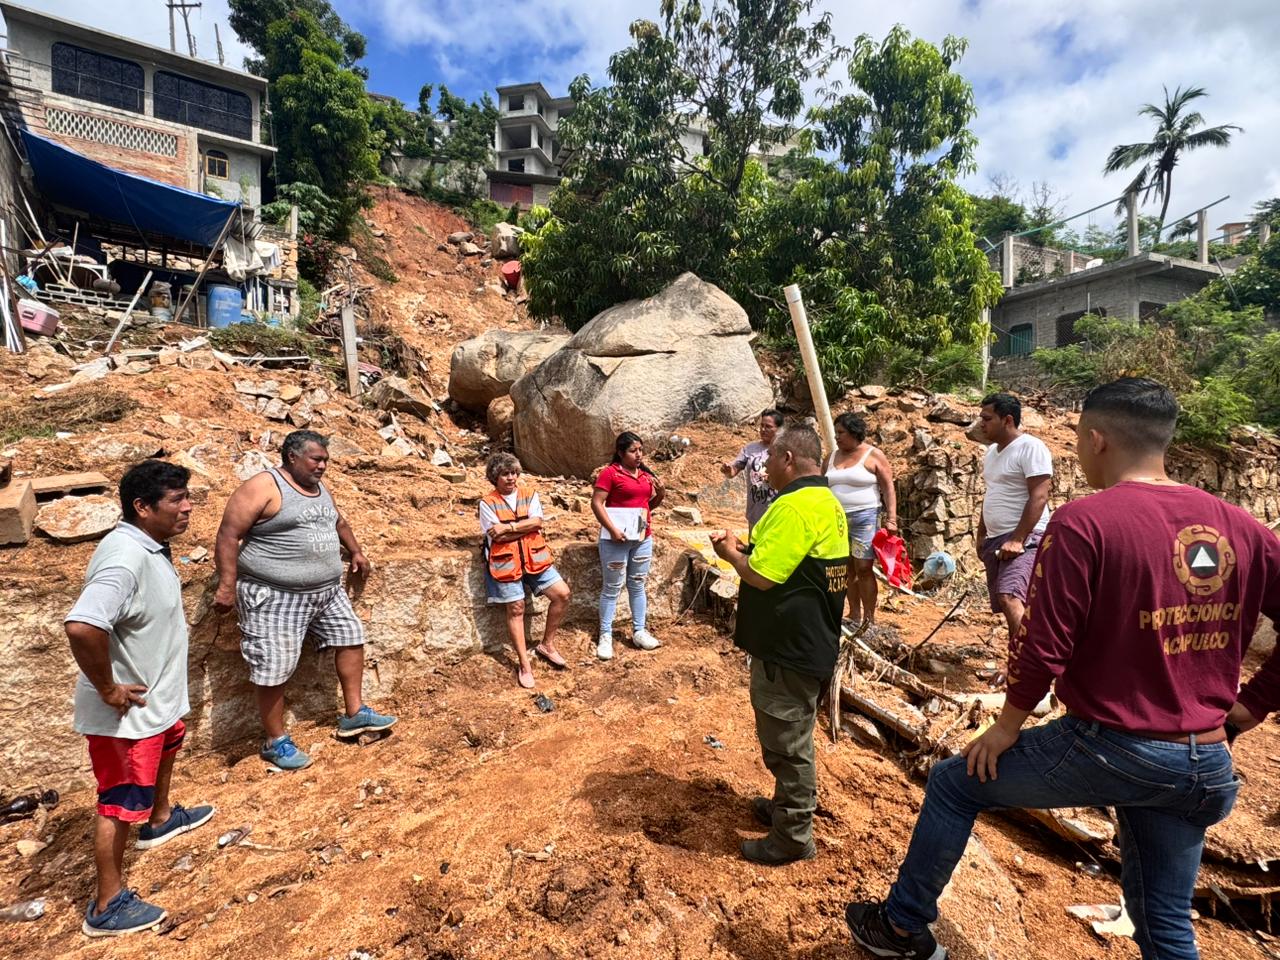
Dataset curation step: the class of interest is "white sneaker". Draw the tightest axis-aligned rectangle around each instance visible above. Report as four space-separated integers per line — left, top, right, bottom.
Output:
596 634 614 660
633 629 661 651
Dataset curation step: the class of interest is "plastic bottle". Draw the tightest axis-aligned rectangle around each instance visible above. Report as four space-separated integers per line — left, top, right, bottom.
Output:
0 898 45 922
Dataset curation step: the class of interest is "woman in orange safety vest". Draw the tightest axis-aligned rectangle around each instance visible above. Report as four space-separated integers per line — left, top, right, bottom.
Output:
479 452 571 688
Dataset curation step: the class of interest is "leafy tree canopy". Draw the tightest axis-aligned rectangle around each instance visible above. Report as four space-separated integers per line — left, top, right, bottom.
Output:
521 8 1002 393
228 0 365 73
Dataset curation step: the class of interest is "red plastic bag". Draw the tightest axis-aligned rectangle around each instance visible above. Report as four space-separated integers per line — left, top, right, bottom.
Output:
872 529 913 590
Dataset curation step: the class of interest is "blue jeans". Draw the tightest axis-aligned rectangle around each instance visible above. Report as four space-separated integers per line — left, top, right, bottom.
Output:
886 715 1239 960
598 537 653 634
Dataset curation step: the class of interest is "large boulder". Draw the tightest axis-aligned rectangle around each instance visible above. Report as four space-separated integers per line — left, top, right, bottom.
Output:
511 273 772 477
448 329 569 411
489 222 524 259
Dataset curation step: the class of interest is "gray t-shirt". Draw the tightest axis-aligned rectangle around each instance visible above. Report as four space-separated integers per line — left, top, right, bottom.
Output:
65 523 190 738
732 441 777 530
237 468 344 591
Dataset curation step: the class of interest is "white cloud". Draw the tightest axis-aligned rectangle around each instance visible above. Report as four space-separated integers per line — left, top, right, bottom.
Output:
353 0 1280 228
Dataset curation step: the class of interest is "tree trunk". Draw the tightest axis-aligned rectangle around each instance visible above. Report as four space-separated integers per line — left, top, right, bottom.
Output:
1156 170 1173 244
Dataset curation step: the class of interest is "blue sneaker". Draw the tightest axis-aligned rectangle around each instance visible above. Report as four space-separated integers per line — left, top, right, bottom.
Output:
335 704 397 739
82 889 166 937
260 734 312 770
135 803 216 850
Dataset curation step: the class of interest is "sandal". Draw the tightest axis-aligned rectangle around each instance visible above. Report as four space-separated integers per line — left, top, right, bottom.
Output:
517 666 536 689
535 645 568 669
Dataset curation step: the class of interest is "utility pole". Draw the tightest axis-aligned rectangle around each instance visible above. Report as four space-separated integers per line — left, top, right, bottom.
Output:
214 22 225 66
165 1 202 57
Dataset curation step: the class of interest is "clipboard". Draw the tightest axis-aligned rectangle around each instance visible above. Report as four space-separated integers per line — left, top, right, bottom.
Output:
599 507 647 541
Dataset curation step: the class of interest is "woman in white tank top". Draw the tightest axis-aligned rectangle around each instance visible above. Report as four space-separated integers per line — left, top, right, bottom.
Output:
826 412 898 623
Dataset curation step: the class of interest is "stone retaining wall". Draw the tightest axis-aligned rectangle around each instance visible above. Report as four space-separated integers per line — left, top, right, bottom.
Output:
4 538 697 787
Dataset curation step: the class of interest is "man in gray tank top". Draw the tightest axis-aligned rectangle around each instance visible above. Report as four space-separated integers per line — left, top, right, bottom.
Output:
214 430 395 770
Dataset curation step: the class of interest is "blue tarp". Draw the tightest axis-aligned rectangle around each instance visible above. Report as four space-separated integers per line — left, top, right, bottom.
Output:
21 129 239 248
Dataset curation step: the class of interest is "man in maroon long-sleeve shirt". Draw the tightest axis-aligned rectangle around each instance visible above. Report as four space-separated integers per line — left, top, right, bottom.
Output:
846 378 1280 960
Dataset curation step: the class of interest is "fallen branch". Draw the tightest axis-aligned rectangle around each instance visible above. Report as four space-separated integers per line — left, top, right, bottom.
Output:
895 590 969 666
851 638 958 705
839 684 929 743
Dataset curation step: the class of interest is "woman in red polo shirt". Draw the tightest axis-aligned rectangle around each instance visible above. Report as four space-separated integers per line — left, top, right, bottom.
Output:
591 432 665 661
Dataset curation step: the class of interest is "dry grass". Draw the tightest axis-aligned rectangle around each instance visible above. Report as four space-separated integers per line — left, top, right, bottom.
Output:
0 386 137 443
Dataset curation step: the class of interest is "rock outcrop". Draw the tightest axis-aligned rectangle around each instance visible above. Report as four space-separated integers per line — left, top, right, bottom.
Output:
448 329 569 412
511 273 772 478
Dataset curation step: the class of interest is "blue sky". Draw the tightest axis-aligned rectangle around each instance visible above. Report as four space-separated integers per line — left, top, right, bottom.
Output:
15 0 1280 230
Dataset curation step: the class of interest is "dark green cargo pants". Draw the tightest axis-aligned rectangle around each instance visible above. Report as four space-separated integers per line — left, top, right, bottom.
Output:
749 657 823 853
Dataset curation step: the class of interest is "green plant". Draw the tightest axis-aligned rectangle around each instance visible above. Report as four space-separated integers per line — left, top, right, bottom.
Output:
1176 376 1254 444
296 276 319 327
884 342 984 393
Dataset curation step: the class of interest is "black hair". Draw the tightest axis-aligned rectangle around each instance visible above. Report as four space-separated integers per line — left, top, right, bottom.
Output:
833 411 867 442
119 459 190 523
774 425 823 468
760 409 785 428
281 430 328 465
980 392 1022 428
1082 377 1179 452
611 431 656 476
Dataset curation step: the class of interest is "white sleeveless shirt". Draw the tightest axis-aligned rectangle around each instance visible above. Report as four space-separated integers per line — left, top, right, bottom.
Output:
827 447 880 513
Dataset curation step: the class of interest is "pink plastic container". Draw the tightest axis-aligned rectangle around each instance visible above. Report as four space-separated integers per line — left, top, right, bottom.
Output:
16 299 59 336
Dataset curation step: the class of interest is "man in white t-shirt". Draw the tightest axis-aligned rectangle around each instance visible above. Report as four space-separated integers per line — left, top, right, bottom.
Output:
976 393 1053 655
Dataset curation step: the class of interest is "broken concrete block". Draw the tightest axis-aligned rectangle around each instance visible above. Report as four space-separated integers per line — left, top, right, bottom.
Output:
235 379 281 398
369 376 435 420
326 436 367 458
439 468 467 483
430 447 453 467
927 399 973 425
0 480 36 544
858 384 887 399
262 398 291 421
31 472 111 498
235 450 275 481
380 438 417 458
35 494 121 543
157 348 180 366
671 506 703 525
77 434 164 465
279 384 304 403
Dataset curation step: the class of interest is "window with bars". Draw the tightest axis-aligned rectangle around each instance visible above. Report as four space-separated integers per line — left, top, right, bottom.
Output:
205 150 229 179
51 42 144 113
1008 323 1035 355
154 71 252 140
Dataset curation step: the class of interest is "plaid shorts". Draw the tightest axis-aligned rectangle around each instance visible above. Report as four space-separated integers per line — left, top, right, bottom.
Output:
87 719 186 822
237 580 365 686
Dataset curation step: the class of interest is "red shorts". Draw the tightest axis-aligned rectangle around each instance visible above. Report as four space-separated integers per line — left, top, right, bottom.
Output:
86 720 186 822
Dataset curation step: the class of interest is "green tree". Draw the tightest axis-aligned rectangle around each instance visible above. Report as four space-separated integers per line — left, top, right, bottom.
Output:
256 9 378 236
368 94 437 164
522 0 842 329
227 0 365 72
1103 85 1240 239
431 86 499 200
1251 197 1280 233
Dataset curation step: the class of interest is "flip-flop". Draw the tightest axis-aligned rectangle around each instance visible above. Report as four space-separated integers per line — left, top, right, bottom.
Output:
517 667 536 689
535 645 568 669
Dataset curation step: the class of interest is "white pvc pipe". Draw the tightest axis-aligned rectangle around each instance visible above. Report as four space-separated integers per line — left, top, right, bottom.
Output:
783 284 837 457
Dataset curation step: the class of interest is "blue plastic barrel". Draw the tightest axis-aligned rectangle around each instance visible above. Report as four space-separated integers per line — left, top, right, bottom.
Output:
206 285 243 328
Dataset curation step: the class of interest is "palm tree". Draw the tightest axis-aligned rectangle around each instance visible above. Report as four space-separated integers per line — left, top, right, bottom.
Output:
1104 85 1240 241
